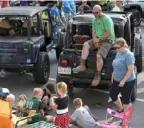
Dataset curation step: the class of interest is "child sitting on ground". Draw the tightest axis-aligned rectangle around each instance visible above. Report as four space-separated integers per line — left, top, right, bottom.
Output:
16 94 27 117
51 82 70 128
70 98 95 128
42 83 55 99
25 88 53 123
42 83 56 116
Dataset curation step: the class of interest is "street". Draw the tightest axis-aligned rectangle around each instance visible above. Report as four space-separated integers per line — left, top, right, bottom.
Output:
0 22 144 128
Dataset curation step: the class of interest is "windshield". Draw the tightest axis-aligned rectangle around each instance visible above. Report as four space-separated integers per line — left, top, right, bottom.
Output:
0 15 40 37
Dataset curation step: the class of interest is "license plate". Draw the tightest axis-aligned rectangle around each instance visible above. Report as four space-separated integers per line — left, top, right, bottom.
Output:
58 66 71 75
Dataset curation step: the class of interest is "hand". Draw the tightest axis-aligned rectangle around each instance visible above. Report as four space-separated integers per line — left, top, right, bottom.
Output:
93 39 100 48
94 42 100 48
93 38 100 44
118 80 125 87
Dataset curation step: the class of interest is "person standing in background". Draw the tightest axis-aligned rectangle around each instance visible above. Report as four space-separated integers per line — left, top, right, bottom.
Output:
78 0 92 14
20 1 29 6
70 0 76 17
110 0 121 12
50 1 65 45
62 0 72 22
116 1 124 11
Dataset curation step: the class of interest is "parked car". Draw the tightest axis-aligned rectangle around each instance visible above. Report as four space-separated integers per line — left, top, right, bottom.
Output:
123 0 144 26
56 11 143 101
0 7 63 84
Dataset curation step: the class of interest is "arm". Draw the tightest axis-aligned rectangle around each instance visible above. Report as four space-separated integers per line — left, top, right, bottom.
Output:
39 101 45 116
99 30 111 41
70 110 77 122
86 4 92 10
119 53 135 87
92 30 97 41
122 64 134 83
92 19 100 46
92 29 100 48
58 16 65 26
49 97 58 110
40 109 45 116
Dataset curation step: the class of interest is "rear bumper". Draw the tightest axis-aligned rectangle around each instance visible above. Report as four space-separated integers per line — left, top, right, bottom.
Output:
0 64 34 71
57 74 111 88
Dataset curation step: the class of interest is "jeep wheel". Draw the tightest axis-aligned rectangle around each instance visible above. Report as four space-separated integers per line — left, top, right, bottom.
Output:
131 9 141 27
33 52 50 84
56 46 62 60
135 41 142 73
131 67 137 102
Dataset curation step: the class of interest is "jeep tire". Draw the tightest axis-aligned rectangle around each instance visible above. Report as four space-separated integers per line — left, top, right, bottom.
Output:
33 52 50 84
135 41 142 73
131 67 137 102
131 9 141 27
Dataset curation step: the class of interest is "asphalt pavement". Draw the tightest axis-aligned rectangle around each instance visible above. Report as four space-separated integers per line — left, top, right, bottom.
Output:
0 22 144 128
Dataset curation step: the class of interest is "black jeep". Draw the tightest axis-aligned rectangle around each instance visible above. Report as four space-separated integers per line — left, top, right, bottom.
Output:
123 0 144 27
56 11 143 101
0 7 62 84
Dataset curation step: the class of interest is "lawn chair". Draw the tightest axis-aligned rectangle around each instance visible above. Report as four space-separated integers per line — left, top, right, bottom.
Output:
0 99 14 128
95 104 133 128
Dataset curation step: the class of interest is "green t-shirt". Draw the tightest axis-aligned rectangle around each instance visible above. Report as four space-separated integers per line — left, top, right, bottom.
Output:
25 97 46 123
92 14 115 43
26 97 43 113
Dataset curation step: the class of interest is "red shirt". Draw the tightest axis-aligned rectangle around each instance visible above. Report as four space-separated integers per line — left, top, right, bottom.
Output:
1 1 9 8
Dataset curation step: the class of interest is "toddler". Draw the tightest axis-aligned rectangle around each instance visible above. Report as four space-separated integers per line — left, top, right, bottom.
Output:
25 88 53 123
16 94 27 117
70 98 95 128
51 82 70 128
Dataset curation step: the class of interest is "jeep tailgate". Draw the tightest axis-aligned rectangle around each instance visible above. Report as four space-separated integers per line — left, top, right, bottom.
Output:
0 37 31 64
64 49 116 80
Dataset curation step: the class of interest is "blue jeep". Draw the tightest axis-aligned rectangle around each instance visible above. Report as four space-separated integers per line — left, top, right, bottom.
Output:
0 7 62 84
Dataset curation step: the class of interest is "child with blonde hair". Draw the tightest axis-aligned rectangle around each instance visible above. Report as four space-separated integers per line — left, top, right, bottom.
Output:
51 82 70 128
70 98 95 128
25 88 53 123
16 94 27 117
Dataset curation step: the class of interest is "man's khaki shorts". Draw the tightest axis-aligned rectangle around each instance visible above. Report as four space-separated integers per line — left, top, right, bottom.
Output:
87 39 113 59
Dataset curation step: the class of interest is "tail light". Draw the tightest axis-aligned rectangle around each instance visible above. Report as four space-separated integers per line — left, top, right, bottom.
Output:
61 60 68 67
79 35 84 43
24 48 29 54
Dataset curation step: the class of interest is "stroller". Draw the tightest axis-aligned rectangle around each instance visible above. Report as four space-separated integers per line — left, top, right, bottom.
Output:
95 104 133 128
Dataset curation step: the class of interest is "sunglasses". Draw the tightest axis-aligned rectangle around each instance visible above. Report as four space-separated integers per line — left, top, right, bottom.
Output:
93 11 99 15
115 46 123 49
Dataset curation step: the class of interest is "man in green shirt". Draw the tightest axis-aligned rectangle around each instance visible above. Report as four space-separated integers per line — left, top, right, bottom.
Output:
73 4 115 86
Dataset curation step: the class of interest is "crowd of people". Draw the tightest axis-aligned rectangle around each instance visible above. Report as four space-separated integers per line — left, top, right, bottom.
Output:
0 82 97 128
0 1 136 128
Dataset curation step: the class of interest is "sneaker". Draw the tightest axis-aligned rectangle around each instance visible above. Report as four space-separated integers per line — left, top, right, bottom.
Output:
72 65 86 73
91 73 101 86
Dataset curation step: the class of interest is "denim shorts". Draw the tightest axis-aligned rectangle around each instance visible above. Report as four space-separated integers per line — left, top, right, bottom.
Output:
110 79 135 104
